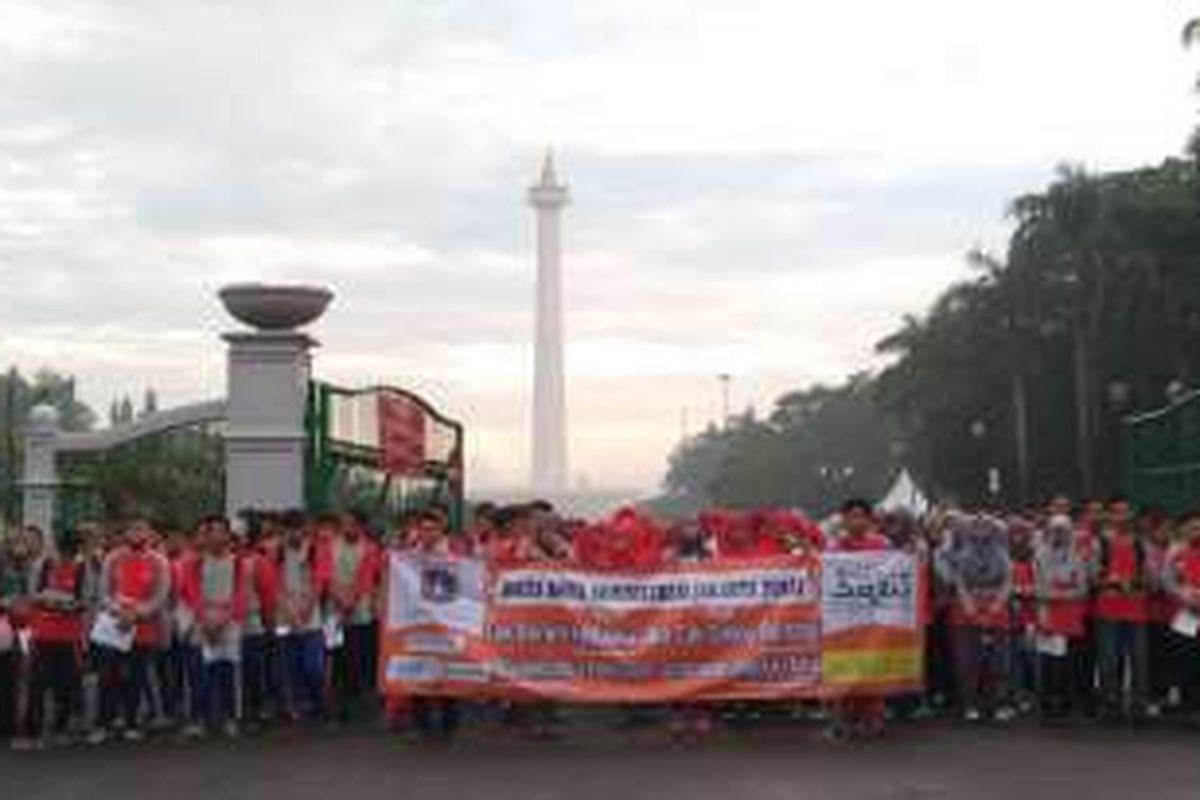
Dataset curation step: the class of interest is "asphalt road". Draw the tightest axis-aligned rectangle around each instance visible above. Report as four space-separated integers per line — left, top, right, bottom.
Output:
2 719 1196 800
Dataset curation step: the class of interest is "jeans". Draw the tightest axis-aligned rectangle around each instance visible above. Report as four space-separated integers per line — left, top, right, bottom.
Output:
282 632 325 719
1147 622 1170 704
241 633 276 721
201 660 237 728
97 645 152 730
0 650 18 739
1073 621 1098 716
180 645 206 724
926 613 955 709
1009 628 1039 703
24 642 80 738
1095 619 1149 715
154 642 185 723
412 697 459 739
1169 631 1200 713
1039 639 1087 718
331 622 377 720
951 625 1010 713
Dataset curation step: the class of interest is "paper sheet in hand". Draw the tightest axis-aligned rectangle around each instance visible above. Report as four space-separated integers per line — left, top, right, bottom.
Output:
323 615 344 650
90 611 135 653
1036 633 1068 657
201 632 241 664
1171 609 1200 638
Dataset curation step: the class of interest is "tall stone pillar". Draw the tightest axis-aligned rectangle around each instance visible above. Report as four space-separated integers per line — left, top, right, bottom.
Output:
21 404 61 541
219 285 331 524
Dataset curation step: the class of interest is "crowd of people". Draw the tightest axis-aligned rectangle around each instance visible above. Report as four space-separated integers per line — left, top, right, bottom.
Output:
0 494 1199 750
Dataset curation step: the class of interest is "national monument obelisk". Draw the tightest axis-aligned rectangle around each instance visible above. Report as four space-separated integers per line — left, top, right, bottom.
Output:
528 152 569 496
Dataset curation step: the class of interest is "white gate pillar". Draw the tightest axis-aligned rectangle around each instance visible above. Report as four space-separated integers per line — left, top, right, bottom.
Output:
219 285 332 525
21 404 61 539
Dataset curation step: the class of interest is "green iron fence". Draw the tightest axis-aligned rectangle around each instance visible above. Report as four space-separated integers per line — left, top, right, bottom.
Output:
305 381 465 532
1123 389 1200 515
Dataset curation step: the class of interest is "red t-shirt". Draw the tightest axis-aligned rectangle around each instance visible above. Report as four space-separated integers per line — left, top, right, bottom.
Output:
575 525 664 570
717 532 786 560
108 548 167 647
1168 545 1200 618
830 531 890 553
1011 559 1037 629
1093 531 1148 623
32 559 83 644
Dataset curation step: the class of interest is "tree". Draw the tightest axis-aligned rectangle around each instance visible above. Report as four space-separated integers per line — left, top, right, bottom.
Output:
62 428 224 532
875 157 1200 505
1185 16 1200 152
659 378 896 517
141 389 159 418
0 367 96 524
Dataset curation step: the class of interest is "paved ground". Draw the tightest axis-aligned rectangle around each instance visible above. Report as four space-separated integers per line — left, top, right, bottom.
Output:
2 719 1197 800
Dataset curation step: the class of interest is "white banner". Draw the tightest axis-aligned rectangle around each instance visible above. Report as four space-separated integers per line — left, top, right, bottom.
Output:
387 556 486 636
820 551 917 636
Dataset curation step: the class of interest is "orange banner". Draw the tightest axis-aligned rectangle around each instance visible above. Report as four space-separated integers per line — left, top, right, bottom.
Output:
380 552 921 702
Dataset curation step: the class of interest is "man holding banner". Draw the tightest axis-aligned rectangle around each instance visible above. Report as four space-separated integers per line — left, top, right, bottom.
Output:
822 499 895 739
379 501 923 742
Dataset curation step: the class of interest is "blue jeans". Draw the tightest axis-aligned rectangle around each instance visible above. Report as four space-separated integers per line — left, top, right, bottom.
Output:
1095 620 1148 714
241 634 276 721
201 660 237 728
97 645 151 730
1009 628 1038 702
282 632 325 719
182 645 205 724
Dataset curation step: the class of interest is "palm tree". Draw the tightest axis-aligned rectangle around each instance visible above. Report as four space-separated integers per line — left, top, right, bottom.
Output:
1186 17 1200 155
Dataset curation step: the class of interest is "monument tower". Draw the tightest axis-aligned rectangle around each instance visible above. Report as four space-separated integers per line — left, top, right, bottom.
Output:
527 151 569 496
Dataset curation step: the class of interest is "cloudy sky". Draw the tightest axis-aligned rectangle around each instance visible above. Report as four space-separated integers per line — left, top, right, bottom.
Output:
0 1 1195 494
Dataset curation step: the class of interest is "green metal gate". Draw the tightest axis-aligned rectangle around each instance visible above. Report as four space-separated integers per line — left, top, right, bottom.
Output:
1123 390 1200 514
304 381 465 531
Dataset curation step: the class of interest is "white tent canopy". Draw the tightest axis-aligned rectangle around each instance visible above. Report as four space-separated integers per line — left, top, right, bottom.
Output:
878 469 930 515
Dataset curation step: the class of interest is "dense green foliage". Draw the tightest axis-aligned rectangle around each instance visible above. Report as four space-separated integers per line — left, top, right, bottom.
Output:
0 369 96 521
659 377 896 518
61 429 224 533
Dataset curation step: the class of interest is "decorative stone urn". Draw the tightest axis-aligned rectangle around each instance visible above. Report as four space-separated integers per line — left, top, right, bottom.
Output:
218 283 333 330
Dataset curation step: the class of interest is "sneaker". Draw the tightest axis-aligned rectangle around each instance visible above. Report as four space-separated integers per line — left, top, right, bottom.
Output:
1145 703 1163 719
181 723 206 740
964 708 982 722
10 737 35 752
994 706 1017 723
85 729 109 746
221 721 239 739
122 727 145 743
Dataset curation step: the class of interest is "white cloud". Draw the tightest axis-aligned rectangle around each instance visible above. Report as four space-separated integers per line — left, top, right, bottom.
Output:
0 0 1194 493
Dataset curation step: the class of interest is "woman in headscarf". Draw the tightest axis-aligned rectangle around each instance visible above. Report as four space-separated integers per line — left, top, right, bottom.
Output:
938 513 1013 722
